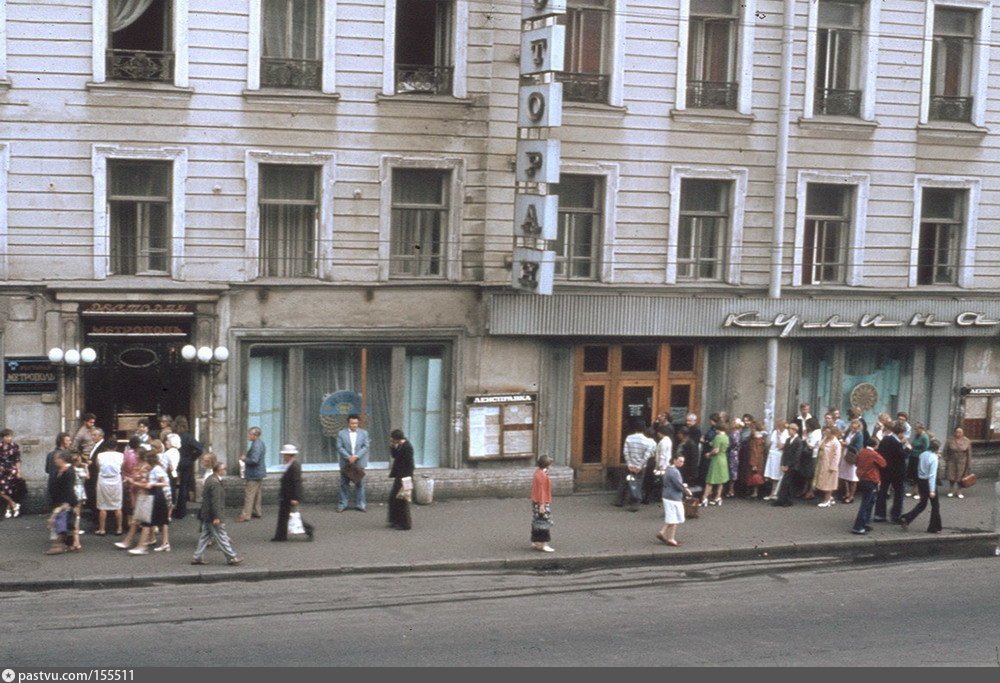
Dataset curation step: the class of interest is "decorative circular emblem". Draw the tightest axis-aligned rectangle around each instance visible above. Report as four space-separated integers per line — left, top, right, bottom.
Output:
850 382 879 413
117 347 159 369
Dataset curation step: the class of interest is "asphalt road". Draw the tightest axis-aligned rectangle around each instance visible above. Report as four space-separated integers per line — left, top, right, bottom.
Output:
2 557 998 667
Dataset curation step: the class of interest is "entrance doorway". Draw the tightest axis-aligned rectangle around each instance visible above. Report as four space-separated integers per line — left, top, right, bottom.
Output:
572 343 702 488
82 344 192 446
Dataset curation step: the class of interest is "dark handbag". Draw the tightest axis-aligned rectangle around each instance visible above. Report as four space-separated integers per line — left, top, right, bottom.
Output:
844 448 858 466
959 473 977 488
342 462 366 484
11 477 27 504
626 473 642 502
683 496 700 519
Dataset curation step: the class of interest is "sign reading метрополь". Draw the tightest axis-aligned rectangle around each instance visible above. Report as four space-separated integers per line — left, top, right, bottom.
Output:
4 357 58 394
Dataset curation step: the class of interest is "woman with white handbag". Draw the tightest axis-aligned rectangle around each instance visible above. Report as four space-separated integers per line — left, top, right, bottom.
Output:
388 430 414 531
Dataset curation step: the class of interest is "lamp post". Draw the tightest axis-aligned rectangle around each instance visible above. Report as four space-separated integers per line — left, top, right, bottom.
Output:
179 344 230 445
48 346 98 432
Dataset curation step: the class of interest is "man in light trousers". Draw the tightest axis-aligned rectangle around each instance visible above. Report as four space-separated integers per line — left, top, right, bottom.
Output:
237 427 266 522
191 462 242 566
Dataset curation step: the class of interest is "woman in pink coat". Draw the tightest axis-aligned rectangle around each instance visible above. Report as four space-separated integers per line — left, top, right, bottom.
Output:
816 426 842 508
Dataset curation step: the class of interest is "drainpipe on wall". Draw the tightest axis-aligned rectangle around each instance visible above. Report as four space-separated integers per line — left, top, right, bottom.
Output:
764 0 796 432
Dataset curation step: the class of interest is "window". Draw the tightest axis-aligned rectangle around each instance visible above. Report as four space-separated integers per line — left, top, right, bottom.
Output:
677 179 729 280
405 350 444 467
686 0 738 109
556 0 611 103
553 175 603 280
258 164 319 278
930 8 975 122
802 184 852 285
391 169 449 277
815 0 863 116
108 160 171 275
107 0 173 82
394 0 453 95
261 0 322 89
917 188 964 285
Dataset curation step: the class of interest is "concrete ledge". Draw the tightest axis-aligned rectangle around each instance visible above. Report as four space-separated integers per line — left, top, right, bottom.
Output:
4 531 995 593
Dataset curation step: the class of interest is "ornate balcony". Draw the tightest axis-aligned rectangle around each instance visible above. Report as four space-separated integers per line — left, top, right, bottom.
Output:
686 80 738 110
106 49 174 82
555 72 610 104
261 58 322 89
815 88 862 117
929 95 973 122
395 64 453 95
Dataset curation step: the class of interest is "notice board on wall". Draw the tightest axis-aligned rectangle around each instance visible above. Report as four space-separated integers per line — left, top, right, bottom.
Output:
466 394 537 460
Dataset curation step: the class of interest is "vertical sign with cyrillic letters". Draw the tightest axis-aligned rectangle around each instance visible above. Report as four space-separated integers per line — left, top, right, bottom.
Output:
512 0 565 296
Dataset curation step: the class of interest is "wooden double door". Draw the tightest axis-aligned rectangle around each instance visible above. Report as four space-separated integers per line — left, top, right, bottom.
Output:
572 343 702 488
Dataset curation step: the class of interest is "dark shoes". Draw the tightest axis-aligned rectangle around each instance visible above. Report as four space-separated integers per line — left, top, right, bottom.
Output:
227 557 243 566
270 537 286 542
190 558 207 565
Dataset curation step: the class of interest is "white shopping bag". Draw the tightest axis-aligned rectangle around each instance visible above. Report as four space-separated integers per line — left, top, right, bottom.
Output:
287 510 306 535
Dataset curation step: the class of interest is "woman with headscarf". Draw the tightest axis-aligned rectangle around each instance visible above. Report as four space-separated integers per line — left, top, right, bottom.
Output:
944 427 972 499
388 429 415 531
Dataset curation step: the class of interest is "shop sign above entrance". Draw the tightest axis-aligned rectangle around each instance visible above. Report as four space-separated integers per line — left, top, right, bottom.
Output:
81 302 195 316
723 311 1000 338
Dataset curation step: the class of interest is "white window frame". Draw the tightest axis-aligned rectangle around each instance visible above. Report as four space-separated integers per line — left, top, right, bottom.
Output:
793 171 869 287
919 0 990 126
379 156 464 282
666 166 747 285
381 0 467 97
803 0 880 120
245 150 336 282
910 175 980 288
676 0 755 114
92 0 189 87
92 145 187 280
247 0 337 93
0 1 8 85
0 143 9 280
559 162 619 282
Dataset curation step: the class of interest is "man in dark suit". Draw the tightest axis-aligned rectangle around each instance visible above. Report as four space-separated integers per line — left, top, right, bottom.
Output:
874 422 907 522
336 414 370 512
272 444 314 542
772 424 803 507
191 462 242 566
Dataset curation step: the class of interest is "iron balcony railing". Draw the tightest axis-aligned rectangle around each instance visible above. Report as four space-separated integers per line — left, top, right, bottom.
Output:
555 72 611 104
395 64 453 96
261 57 322 89
814 87 862 117
686 80 739 110
106 49 174 82
929 95 973 122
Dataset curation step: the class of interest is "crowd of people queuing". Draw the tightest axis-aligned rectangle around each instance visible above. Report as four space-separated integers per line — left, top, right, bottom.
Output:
0 410 421 565
607 403 987 548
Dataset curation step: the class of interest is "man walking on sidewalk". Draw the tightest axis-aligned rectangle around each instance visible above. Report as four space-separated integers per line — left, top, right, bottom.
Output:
874 422 907 522
898 439 942 533
272 444 314 542
191 462 242 566
851 438 886 534
237 427 266 522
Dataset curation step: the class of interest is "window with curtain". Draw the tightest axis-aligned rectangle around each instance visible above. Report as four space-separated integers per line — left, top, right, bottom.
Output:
917 188 964 286
930 7 976 121
108 160 171 275
405 351 443 467
259 164 319 278
815 0 863 116
395 0 454 94
553 174 602 280
248 352 286 468
687 0 738 109
250 343 445 468
261 0 323 89
555 0 611 103
678 178 729 280
803 183 852 285
390 169 449 277
107 0 173 81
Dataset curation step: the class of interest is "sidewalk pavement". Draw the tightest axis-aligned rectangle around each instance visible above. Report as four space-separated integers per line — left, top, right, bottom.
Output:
1 483 997 591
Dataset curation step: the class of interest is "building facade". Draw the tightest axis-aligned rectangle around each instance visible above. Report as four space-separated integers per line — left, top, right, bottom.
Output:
2 0 999 499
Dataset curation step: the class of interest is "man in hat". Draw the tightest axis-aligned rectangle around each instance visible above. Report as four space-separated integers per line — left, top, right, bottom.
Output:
272 444 314 542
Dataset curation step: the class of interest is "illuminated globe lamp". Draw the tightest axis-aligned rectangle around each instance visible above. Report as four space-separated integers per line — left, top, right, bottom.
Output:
213 346 230 362
63 349 81 365
196 346 214 363
181 344 198 361
48 348 64 363
80 347 97 364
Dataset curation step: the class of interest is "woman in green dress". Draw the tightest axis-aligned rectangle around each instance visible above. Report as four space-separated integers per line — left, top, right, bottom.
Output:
702 418 731 506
